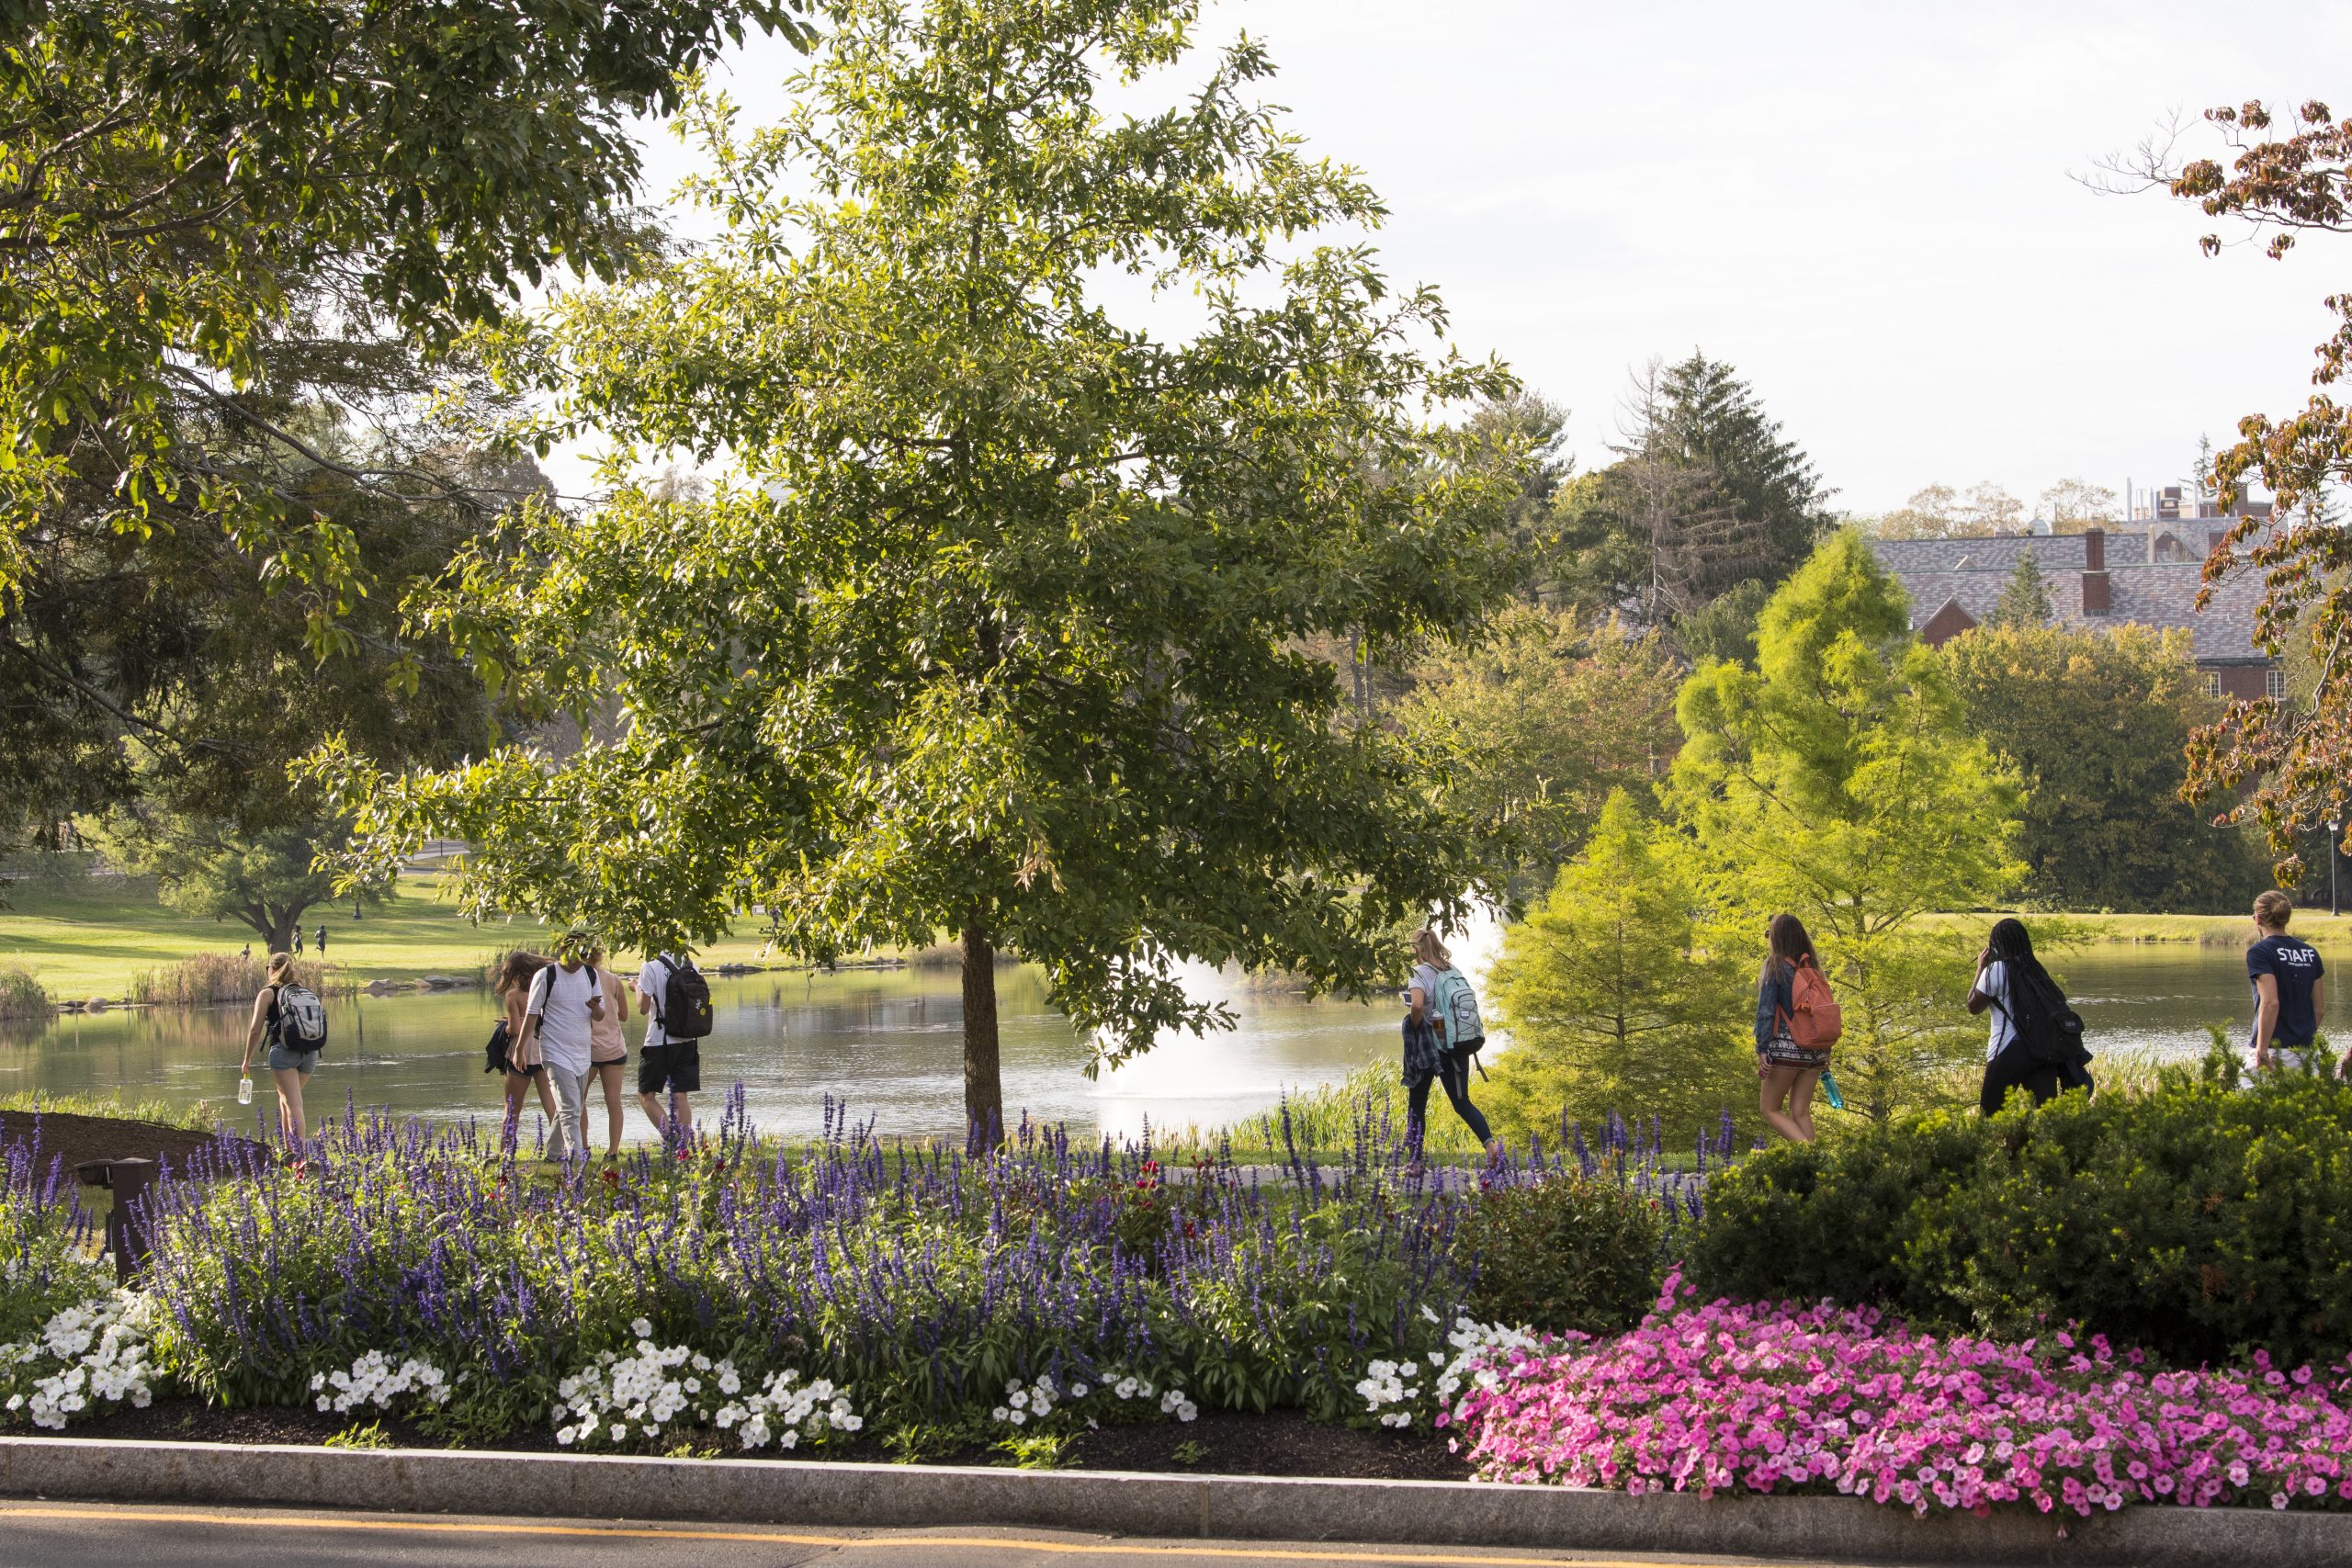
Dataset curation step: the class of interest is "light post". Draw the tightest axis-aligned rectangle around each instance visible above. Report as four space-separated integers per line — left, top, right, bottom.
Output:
2333 819 2343 919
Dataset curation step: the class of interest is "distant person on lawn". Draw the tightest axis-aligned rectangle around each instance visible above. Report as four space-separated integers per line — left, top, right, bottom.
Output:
241 953 324 1155
514 931 604 1161
1754 913 1833 1144
492 951 562 1151
584 945 631 1160
314 923 328 957
635 951 707 1148
1402 927 1495 1161
2247 890 2329 1074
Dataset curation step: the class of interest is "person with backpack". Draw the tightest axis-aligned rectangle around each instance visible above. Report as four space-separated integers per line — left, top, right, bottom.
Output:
1403 927 1497 1161
1967 917 2091 1112
513 931 605 1162
2246 890 2329 1074
1755 914 1838 1143
635 949 712 1147
240 952 327 1155
491 950 562 1150
584 945 632 1159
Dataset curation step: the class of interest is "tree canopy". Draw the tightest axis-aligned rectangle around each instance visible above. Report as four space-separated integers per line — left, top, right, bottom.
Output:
0 0 809 854
1941 622 2270 912
320 0 1525 1140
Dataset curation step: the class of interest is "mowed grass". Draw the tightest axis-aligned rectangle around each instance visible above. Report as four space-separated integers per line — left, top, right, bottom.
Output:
0 868 786 1000
1921 909 2352 951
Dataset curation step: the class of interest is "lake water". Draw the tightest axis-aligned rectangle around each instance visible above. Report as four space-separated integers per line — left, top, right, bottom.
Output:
1 940 2341 1143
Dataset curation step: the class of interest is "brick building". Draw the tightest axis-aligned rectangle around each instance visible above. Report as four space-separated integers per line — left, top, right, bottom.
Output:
1868 525 2281 700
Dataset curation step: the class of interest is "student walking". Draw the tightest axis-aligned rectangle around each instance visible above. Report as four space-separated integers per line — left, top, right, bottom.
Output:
492 950 562 1151
1967 918 2089 1112
2247 890 2330 1073
1755 914 1837 1143
634 951 707 1147
584 946 631 1159
240 953 326 1156
1402 927 1496 1160
515 932 604 1161
314 923 329 958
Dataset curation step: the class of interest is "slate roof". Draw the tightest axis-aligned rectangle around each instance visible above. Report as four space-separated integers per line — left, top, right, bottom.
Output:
1869 529 2269 665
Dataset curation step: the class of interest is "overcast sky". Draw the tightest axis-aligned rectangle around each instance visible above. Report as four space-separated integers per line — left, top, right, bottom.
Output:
607 0 2352 517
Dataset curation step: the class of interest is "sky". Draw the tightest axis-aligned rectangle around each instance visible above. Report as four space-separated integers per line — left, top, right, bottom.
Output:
596 0 2352 517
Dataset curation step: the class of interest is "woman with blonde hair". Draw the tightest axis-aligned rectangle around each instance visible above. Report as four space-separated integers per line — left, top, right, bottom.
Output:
492 950 561 1150
1403 926 1495 1159
240 953 322 1156
2246 890 2328 1074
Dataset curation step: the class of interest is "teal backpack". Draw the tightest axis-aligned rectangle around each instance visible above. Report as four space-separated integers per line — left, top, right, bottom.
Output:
1430 967 1486 1051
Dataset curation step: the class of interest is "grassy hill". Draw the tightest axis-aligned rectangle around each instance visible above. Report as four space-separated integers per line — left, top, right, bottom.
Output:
0 864 786 1001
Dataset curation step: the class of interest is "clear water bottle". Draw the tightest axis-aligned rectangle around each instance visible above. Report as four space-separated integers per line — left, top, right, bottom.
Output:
237 1076 254 1106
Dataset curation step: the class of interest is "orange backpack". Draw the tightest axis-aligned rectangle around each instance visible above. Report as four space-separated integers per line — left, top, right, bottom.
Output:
1780 957 1843 1050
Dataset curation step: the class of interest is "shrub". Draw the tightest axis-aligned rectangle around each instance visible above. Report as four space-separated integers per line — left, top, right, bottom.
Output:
1684 1049 2352 1365
0 964 46 1020
1453 1177 1665 1336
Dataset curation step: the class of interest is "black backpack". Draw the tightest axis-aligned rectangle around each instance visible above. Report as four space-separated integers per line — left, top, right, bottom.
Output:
657 954 714 1041
1999 964 2091 1072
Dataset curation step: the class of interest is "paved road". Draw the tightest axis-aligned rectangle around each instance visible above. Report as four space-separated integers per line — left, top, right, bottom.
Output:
0 1503 1877 1568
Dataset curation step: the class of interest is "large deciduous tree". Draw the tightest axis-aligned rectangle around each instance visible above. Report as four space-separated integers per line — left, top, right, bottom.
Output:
1671 531 2024 1122
1941 623 2272 914
319 0 1523 1142
1411 607 1680 891
2119 99 2352 868
0 0 808 852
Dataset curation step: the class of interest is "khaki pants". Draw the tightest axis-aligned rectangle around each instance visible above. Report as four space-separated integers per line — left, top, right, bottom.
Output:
546 1064 586 1160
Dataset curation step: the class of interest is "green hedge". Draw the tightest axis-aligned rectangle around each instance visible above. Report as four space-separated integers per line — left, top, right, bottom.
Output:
1683 1052 2352 1366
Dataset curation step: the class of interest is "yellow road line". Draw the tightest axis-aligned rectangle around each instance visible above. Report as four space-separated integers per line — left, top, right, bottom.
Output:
0 1503 1807 1567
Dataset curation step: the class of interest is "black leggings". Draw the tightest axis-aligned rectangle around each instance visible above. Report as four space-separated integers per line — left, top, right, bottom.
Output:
1408 1047 1492 1148
1980 1043 2061 1115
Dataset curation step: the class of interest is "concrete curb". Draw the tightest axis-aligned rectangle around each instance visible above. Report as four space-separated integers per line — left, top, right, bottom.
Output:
5 1436 2352 1565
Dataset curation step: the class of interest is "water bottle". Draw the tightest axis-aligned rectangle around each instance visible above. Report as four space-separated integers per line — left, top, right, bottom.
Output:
237 1075 254 1106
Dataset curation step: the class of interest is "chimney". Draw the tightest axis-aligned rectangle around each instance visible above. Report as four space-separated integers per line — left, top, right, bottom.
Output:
2082 526 2110 615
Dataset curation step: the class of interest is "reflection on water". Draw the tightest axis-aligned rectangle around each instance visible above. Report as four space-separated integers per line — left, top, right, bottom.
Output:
0 938 2339 1140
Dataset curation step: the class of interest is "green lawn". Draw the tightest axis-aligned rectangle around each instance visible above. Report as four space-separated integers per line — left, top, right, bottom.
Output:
0 867 788 1001
1923 909 2352 950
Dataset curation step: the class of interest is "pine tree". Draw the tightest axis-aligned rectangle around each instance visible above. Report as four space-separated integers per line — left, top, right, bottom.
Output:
1989 550 2056 626
1483 792 1755 1144
1672 531 2026 1122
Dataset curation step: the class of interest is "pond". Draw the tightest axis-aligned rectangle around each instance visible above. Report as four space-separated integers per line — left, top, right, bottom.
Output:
0 938 2341 1142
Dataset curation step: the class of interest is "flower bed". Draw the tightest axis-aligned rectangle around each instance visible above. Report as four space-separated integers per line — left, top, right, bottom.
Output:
1447 1272 2352 1515
0 1094 1690 1456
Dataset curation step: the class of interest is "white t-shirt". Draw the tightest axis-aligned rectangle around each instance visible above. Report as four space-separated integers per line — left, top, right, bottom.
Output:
1409 962 1449 1035
1976 960 2016 1064
636 957 675 1049
527 963 600 1076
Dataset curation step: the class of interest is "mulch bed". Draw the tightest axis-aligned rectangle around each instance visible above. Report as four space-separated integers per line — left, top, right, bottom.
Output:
0 1110 266 1179
46 1398 1469 1480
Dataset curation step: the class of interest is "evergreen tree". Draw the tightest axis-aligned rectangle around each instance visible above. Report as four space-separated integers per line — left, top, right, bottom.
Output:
1551 355 1830 623
1989 550 2056 626
1483 792 1755 1144
1672 531 2025 1122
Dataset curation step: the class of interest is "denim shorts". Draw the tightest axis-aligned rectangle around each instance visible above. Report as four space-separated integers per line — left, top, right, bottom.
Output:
266 1043 319 1074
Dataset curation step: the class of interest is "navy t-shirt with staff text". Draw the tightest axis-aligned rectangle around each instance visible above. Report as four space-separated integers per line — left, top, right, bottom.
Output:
2248 934 2326 1049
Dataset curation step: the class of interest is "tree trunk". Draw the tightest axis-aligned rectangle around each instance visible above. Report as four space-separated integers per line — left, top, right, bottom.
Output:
961 913 1004 1148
